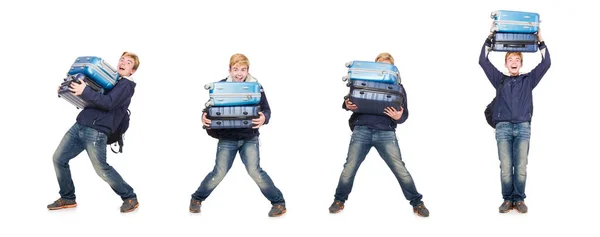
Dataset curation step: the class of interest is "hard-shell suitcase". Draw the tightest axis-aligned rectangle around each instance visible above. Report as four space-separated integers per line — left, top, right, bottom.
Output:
346 81 405 115
67 56 119 90
207 119 254 129
58 73 104 109
206 105 260 119
342 61 400 84
491 10 540 33
204 82 262 107
492 32 538 52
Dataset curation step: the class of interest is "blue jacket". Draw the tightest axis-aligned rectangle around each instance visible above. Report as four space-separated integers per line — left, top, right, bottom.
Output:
479 38 551 124
206 78 271 140
76 78 136 135
344 84 409 131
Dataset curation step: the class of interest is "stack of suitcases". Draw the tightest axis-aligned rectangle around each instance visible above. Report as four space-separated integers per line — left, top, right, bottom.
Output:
203 81 262 129
490 10 540 52
58 56 119 109
342 61 405 115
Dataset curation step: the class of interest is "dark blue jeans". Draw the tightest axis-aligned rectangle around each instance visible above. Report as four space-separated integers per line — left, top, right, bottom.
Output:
495 122 531 202
192 136 285 205
52 123 136 200
334 126 423 207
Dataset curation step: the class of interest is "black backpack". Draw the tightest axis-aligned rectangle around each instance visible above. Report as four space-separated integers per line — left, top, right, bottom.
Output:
107 109 130 153
484 76 506 128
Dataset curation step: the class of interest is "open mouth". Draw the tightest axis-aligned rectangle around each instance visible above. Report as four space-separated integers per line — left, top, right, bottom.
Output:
510 66 517 70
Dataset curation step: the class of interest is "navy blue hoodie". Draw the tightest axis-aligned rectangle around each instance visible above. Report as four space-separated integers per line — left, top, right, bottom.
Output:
206 78 271 140
76 78 135 135
344 84 409 131
479 38 551 124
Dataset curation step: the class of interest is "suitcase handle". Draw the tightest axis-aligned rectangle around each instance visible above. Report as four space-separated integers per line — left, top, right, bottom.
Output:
503 44 526 48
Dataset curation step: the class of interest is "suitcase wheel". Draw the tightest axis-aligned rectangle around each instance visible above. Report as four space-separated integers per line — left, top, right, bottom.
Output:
361 82 367 86
204 83 214 90
359 91 364 95
342 75 349 82
243 112 248 115
216 112 221 116
243 121 248 125
345 61 353 68
205 100 215 107
216 121 222 125
386 95 391 98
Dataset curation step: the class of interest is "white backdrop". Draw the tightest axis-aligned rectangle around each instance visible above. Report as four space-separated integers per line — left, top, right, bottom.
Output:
1 0 598 236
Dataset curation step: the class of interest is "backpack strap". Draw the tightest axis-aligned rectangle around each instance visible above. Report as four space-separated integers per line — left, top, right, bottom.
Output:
495 75 507 101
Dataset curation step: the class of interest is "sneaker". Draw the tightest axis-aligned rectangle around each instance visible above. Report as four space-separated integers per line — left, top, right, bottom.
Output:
514 201 528 213
268 204 286 217
189 199 202 213
413 203 430 217
499 200 513 213
120 198 139 213
47 198 77 210
328 200 344 214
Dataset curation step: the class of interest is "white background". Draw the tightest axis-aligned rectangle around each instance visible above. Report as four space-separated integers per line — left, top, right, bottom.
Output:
1 0 598 236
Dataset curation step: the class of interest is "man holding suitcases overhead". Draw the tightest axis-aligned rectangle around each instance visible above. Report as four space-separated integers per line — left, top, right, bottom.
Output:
479 23 551 213
48 52 140 213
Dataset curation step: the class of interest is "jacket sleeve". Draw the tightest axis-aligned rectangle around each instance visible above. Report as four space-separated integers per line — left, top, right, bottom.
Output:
478 37 505 89
80 79 134 111
395 84 409 124
260 87 271 124
529 42 551 89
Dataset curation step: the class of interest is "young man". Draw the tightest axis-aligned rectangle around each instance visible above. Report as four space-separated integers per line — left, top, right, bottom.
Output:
190 53 286 217
479 27 551 213
48 52 140 213
329 53 429 217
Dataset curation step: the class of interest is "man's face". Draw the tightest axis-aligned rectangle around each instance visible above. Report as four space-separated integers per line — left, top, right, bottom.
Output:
505 54 522 76
118 56 136 77
229 64 249 82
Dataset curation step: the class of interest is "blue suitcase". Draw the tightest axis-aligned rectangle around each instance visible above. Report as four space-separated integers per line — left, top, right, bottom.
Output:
343 61 400 84
204 82 262 107
58 73 104 109
206 105 260 119
491 10 540 33
346 80 404 115
207 119 254 129
67 56 119 90
492 33 538 52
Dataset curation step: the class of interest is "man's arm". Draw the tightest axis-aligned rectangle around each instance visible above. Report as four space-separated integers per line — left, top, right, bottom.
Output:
529 29 551 88
80 80 134 111
478 34 505 88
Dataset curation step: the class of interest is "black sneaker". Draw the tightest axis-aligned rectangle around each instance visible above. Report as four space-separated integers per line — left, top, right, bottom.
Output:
499 200 513 213
47 198 77 210
328 200 344 214
189 199 202 213
120 198 139 213
413 203 430 217
514 201 528 213
268 204 286 217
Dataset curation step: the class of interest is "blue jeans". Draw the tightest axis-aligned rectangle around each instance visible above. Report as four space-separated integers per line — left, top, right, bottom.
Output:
495 122 531 202
192 137 285 205
334 126 423 207
52 123 136 200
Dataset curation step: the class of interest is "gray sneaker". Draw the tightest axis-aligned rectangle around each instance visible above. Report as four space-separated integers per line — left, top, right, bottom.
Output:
328 200 344 214
268 204 286 217
47 198 77 210
514 201 528 213
189 199 202 213
413 203 430 217
499 200 513 213
120 198 139 213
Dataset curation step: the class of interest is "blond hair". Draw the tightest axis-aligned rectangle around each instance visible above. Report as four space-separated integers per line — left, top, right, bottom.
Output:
505 52 523 63
375 52 395 65
229 53 250 69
